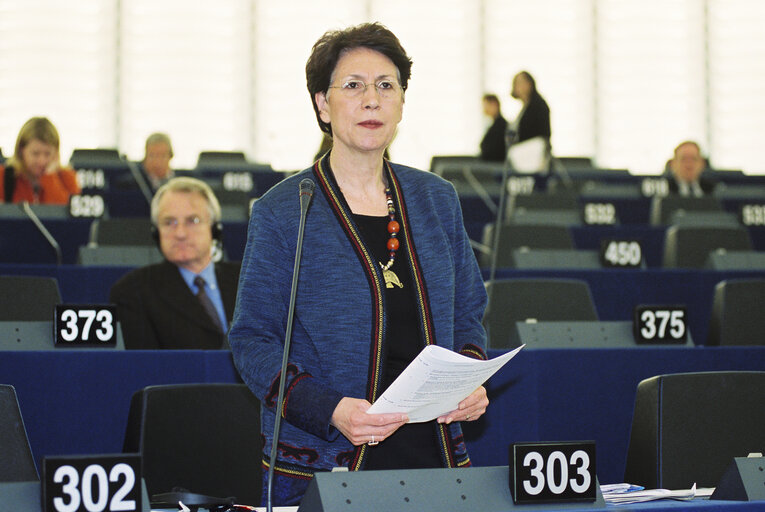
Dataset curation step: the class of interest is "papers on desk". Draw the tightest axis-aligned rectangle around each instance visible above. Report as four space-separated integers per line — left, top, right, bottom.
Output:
366 344 523 422
601 483 715 505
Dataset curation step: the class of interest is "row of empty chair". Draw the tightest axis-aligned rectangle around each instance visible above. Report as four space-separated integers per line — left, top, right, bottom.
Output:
482 277 765 348
2 274 763 349
5 372 764 505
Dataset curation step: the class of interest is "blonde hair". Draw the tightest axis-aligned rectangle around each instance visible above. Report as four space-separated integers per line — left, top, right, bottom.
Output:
7 117 60 175
150 177 221 225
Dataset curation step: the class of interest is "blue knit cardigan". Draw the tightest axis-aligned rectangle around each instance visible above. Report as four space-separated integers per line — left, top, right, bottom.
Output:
229 155 488 504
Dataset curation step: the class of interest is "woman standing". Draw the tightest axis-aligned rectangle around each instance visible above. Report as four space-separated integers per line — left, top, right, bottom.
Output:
230 23 489 505
510 71 551 147
0 117 80 204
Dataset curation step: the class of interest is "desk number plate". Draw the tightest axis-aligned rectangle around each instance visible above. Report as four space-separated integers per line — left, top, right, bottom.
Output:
509 441 597 504
633 305 687 343
54 305 117 347
43 454 141 512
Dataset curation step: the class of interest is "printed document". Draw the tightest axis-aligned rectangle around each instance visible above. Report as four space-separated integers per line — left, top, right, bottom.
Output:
367 344 523 422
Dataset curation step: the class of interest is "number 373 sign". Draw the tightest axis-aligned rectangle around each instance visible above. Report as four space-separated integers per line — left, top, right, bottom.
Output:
54 305 117 347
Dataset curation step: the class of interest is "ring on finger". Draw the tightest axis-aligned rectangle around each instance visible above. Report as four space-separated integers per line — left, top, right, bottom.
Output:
368 435 379 446
466 414 471 421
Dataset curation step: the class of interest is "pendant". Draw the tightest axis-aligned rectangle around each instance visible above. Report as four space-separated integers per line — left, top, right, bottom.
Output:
381 266 403 289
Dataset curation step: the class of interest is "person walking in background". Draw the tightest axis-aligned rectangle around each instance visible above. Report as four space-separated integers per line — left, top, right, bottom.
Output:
479 93 508 162
509 70 551 146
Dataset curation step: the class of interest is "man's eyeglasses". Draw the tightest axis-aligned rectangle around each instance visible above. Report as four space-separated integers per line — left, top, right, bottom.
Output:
157 216 208 231
328 79 401 99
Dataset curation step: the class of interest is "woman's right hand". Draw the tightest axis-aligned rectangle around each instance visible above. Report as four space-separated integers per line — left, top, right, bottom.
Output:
330 397 408 446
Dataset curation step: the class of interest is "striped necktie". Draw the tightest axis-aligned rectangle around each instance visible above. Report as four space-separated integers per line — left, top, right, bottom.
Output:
194 276 224 334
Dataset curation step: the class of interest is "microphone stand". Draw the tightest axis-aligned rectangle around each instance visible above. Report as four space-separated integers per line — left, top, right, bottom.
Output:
20 201 62 265
267 177 315 512
484 137 514 333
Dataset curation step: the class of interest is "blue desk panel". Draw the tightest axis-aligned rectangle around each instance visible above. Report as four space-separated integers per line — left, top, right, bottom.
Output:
3 265 765 345
2 347 764 488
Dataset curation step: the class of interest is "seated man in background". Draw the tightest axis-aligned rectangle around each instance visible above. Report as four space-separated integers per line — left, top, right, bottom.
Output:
110 177 239 349
667 140 715 197
479 93 508 162
141 132 175 191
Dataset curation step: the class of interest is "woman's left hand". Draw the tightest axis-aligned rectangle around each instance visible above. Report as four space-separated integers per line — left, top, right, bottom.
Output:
437 385 488 424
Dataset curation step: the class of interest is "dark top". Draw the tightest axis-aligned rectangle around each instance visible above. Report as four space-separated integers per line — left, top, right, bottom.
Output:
352 213 443 470
667 176 716 196
516 93 551 145
109 260 240 349
480 115 509 162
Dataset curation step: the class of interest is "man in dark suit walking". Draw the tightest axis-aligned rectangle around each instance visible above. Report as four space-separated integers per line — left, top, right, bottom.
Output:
110 177 240 349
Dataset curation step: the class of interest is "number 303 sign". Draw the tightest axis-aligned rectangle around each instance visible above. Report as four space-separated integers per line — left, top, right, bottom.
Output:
509 441 598 504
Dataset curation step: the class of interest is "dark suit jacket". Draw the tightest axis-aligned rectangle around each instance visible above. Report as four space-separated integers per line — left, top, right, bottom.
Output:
110 260 241 349
667 176 716 196
480 115 508 162
517 93 551 144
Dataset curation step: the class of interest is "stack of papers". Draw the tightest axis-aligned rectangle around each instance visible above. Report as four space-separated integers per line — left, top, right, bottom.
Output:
601 483 715 505
367 344 523 422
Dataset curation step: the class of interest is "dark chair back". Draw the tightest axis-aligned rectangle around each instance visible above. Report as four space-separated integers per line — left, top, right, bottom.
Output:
480 224 573 267
484 278 598 348
123 383 262 506
707 279 765 345
0 276 61 321
624 371 765 489
650 195 722 225
662 225 752 268
89 218 155 246
0 384 38 482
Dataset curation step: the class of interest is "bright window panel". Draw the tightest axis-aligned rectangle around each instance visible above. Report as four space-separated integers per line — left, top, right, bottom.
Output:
0 0 117 164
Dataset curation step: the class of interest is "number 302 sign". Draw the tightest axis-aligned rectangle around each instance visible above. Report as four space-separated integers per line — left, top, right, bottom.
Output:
509 441 598 504
42 454 142 512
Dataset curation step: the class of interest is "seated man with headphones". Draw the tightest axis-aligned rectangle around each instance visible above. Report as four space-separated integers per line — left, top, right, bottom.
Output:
110 177 240 349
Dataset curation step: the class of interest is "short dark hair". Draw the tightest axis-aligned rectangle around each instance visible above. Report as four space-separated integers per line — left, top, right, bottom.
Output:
305 22 413 136
482 93 500 107
673 140 702 157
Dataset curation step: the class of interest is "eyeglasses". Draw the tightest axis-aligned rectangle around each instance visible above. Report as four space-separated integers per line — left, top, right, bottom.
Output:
327 79 401 99
157 215 209 231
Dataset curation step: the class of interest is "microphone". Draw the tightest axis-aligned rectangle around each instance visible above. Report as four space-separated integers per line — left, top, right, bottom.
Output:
484 137 514 332
125 159 153 206
20 201 63 265
266 177 315 512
